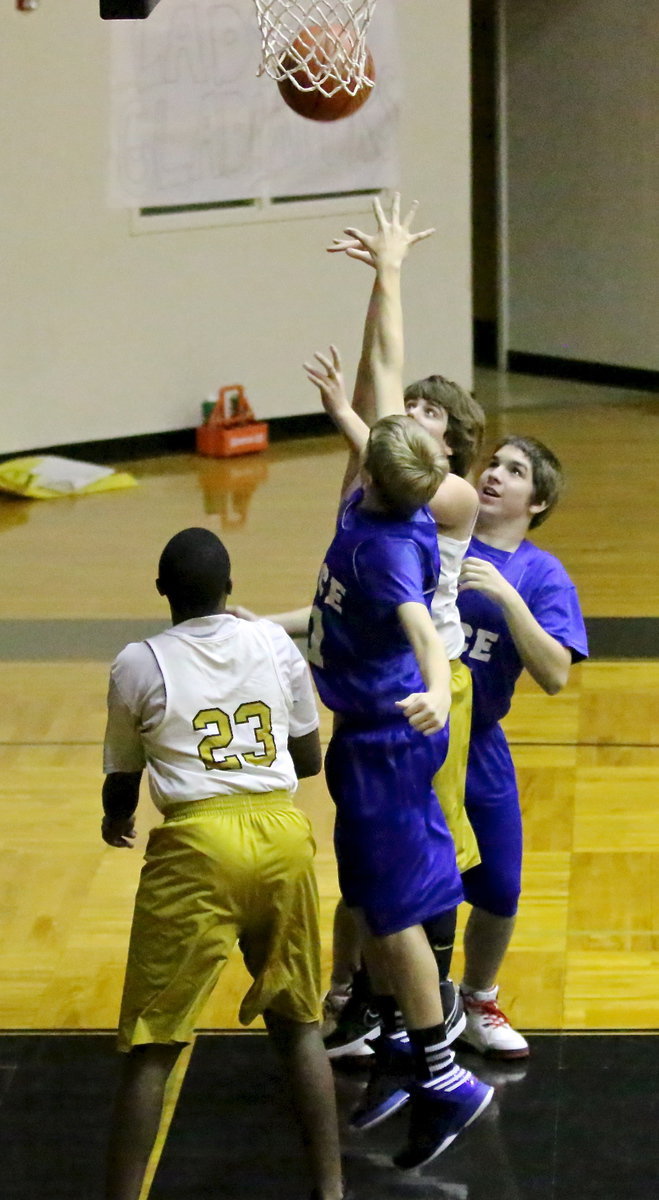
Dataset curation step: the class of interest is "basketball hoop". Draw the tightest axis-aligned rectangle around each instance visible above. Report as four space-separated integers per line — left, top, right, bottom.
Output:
252 1 377 96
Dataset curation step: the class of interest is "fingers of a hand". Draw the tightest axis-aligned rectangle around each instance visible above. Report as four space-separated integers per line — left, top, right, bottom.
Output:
395 694 425 716
410 226 435 244
342 225 371 246
104 826 136 847
345 248 375 264
408 711 440 734
327 237 364 255
372 194 387 228
329 344 342 371
303 363 323 383
401 199 419 230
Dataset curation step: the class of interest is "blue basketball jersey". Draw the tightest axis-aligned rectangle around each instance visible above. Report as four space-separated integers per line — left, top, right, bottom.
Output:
309 488 440 718
458 535 588 728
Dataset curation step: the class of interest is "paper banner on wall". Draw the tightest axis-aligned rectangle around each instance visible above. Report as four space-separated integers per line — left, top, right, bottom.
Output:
108 0 400 208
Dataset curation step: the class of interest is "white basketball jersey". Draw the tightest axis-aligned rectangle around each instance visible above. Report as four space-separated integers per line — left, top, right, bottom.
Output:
431 531 471 660
142 619 300 811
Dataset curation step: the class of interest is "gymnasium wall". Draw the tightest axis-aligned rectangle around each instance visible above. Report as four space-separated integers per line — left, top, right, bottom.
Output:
0 1 472 456
503 0 659 372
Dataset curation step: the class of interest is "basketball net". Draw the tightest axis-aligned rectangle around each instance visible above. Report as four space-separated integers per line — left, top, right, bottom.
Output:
252 0 377 95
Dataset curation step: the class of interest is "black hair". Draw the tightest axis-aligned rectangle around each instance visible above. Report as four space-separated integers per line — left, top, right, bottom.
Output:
157 528 231 608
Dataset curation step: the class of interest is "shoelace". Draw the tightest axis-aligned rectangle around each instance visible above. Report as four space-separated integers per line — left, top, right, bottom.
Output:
467 996 510 1027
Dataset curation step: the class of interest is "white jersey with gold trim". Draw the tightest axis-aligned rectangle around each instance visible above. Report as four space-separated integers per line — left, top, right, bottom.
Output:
104 615 318 812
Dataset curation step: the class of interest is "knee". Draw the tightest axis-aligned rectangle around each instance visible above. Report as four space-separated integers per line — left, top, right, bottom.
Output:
462 866 520 918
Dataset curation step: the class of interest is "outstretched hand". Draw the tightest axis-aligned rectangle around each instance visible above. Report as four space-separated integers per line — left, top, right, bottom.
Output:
327 191 435 271
303 344 350 420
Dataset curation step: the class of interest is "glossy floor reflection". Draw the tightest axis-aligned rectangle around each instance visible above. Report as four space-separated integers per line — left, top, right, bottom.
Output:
3 1031 658 1199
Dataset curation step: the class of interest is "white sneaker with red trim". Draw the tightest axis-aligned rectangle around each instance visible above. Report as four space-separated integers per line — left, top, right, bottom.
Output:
459 985 529 1059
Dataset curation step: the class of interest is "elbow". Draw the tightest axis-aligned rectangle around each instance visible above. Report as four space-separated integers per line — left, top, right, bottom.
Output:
543 666 570 695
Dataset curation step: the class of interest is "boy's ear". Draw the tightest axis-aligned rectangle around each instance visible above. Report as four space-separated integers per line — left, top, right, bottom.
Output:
529 499 548 517
225 578 233 597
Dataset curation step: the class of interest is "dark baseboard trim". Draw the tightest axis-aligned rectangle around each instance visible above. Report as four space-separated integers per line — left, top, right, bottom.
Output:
0 412 336 467
584 617 659 660
507 352 659 394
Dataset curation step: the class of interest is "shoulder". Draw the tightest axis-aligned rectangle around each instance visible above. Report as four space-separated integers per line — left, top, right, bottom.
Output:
112 640 158 677
253 617 306 666
109 640 161 711
519 540 576 585
428 473 479 536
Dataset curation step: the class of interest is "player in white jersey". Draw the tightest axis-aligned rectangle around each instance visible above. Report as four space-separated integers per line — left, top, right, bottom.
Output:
101 528 344 1200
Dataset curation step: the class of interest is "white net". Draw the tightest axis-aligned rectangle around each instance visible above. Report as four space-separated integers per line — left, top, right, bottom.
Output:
252 0 377 95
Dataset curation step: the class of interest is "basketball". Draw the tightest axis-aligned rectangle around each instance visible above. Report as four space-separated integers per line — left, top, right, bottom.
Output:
277 24 375 122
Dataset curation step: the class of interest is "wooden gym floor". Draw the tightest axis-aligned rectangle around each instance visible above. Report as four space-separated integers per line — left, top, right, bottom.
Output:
0 368 658 1198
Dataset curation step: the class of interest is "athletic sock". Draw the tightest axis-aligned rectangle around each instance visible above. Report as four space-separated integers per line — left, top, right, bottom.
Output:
408 1023 455 1084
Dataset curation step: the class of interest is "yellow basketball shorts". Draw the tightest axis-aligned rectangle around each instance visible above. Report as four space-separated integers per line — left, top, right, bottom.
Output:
117 793 321 1053
433 660 480 873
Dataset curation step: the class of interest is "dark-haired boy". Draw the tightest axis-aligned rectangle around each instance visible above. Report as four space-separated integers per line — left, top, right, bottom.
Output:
101 527 343 1200
457 438 588 1057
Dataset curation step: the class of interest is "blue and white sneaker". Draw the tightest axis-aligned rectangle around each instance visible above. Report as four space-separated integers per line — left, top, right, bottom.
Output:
393 1068 494 1170
349 1031 413 1130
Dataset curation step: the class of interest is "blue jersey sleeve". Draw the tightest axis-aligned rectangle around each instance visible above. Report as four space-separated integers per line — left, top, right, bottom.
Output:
524 561 589 662
460 538 588 728
353 536 427 613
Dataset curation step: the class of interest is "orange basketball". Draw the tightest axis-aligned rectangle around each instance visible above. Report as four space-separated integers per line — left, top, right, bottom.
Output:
277 24 375 122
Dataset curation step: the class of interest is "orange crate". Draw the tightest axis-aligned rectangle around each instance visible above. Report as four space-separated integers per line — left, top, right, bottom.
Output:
196 422 269 458
196 384 269 458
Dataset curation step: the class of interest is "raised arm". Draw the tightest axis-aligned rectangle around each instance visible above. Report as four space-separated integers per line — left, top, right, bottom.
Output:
328 193 434 491
304 343 369 461
329 193 434 424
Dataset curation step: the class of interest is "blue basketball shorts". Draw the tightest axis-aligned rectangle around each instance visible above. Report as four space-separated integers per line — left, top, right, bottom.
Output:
462 722 522 918
324 719 463 937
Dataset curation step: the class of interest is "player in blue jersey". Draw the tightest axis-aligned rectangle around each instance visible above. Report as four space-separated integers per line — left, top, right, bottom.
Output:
315 196 483 1059
325 201 588 1062
309 407 492 1169
456 437 588 1058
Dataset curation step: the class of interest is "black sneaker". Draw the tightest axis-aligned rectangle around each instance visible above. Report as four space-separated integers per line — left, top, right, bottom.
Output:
349 1031 413 1130
440 979 466 1046
324 991 381 1060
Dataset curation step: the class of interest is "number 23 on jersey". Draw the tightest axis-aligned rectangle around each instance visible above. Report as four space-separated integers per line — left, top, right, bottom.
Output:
193 701 276 771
